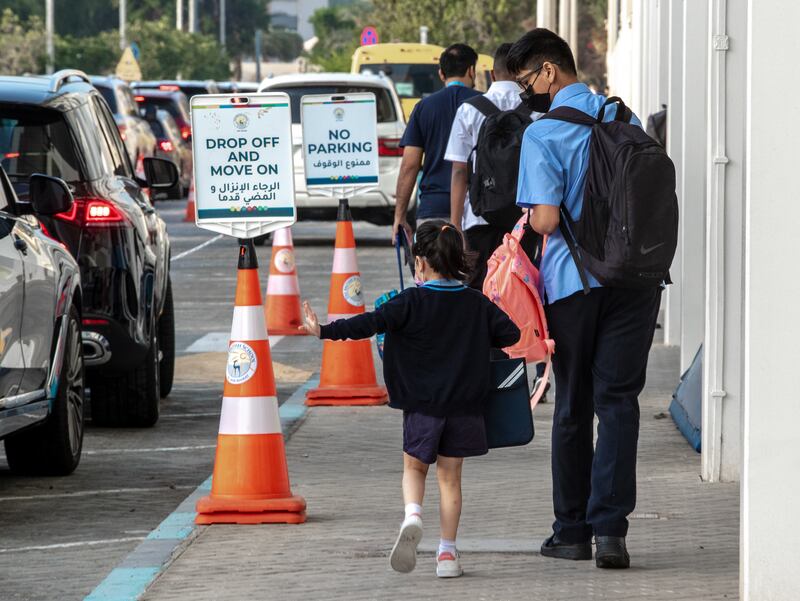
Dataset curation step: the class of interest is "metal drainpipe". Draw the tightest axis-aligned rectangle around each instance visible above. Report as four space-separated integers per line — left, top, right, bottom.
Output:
704 0 729 482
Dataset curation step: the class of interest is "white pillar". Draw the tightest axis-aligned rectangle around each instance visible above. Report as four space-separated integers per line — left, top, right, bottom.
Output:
537 0 557 31
568 0 578 68
189 0 197 33
119 0 126 50
702 0 744 483
558 0 570 42
742 1 800 597
678 0 708 372
219 0 226 46
45 0 54 74
607 0 619 52
176 0 183 31
663 0 683 346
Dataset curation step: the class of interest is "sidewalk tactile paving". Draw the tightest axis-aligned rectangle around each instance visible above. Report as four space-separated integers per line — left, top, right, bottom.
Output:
144 344 739 600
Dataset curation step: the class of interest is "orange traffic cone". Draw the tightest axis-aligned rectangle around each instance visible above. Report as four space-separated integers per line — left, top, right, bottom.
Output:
306 200 388 406
196 239 306 525
264 227 307 336
184 179 196 222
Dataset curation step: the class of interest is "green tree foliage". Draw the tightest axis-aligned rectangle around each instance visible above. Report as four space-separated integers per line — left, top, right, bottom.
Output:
0 9 47 75
308 4 366 72
53 17 230 80
265 31 304 62
368 0 536 54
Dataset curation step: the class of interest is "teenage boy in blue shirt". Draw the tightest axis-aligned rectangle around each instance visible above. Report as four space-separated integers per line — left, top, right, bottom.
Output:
392 44 481 244
507 29 662 569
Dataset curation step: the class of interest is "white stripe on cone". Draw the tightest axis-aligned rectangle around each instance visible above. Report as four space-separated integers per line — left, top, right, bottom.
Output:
218 396 281 434
273 227 292 247
266 273 300 296
230 305 268 341
332 248 358 274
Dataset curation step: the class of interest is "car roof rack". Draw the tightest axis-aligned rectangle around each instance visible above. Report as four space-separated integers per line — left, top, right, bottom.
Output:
49 69 91 93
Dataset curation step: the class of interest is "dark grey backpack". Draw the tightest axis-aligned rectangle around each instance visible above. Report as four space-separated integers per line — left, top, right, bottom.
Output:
540 96 678 290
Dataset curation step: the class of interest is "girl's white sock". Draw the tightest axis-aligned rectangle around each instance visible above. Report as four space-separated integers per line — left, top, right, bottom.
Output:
438 538 457 557
404 503 422 520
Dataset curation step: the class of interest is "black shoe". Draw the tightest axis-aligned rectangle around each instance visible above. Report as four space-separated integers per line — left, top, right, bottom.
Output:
595 536 630 569
540 534 592 560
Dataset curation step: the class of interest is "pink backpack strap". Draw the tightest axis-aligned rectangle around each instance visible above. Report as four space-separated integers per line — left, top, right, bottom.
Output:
530 339 555 408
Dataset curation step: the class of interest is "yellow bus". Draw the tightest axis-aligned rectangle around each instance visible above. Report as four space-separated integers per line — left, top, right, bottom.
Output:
352 43 493 120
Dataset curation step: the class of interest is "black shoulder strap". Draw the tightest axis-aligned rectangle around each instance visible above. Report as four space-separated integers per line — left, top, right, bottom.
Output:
558 205 591 295
597 96 633 123
539 106 597 127
465 95 501 118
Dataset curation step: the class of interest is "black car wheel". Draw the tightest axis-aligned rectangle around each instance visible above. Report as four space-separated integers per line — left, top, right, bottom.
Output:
91 327 160 427
159 277 175 398
5 305 85 476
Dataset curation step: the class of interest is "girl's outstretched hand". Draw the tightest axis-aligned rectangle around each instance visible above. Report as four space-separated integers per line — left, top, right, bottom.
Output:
300 300 321 338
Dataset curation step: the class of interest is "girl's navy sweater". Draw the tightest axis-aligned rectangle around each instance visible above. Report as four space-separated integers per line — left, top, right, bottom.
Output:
319 280 520 417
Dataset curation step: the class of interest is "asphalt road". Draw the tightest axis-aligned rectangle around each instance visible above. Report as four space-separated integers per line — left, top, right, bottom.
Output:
0 198 400 600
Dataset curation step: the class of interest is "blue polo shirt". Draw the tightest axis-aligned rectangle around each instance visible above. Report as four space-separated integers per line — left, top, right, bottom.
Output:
400 84 481 219
516 83 642 304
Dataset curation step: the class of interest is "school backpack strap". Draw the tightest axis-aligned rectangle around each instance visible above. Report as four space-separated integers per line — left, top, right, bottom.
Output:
529 339 555 408
465 94 501 117
597 96 633 123
539 106 597 126
558 205 592 295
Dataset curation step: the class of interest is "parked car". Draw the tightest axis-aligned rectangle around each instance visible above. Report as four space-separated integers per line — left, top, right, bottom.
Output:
216 81 260 94
143 108 193 197
258 73 411 225
89 76 156 170
0 167 84 475
133 88 193 143
0 70 178 427
132 80 219 99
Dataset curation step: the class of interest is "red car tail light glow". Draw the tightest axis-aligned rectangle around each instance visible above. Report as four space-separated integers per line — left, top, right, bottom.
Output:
158 139 175 152
54 199 127 227
378 137 403 157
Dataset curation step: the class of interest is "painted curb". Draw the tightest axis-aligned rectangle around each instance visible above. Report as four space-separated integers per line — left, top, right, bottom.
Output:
84 376 318 601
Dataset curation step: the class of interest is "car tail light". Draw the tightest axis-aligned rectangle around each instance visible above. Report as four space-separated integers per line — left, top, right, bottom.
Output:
4 152 20 159
118 124 127 141
378 137 403 157
180 125 191 140
54 198 127 227
82 318 109 326
159 85 180 92
158 139 174 152
134 95 145 102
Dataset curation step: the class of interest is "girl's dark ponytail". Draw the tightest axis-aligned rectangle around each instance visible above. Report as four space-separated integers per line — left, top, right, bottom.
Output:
412 220 473 280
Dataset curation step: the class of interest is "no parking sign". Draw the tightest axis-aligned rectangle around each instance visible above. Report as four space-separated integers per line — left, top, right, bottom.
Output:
190 93 296 238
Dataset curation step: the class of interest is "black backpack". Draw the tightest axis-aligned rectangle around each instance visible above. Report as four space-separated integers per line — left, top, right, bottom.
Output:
466 96 531 231
540 96 678 290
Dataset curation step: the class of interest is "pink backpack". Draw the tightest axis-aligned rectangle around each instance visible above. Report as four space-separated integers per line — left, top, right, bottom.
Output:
483 215 555 407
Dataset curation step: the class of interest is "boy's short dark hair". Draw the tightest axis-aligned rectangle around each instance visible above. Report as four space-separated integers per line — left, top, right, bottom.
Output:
439 43 479 79
493 43 513 76
506 28 577 76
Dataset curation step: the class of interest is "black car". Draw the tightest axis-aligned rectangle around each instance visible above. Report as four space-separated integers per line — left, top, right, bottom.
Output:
133 88 193 143
132 80 219 99
0 70 178 427
0 168 84 474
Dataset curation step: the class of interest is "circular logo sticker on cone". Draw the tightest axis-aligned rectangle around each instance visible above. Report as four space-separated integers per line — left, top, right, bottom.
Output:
274 249 295 273
226 342 258 384
342 275 364 307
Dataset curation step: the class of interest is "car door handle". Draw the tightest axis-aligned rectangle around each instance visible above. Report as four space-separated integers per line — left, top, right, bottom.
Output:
13 237 27 255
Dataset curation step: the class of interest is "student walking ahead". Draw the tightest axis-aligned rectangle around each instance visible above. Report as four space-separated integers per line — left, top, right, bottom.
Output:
508 29 664 569
301 222 519 578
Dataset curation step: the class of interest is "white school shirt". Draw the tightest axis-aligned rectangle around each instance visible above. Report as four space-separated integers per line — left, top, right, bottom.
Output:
444 80 538 231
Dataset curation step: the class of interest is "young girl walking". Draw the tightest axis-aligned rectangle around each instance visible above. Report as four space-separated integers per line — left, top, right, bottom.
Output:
301 220 520 578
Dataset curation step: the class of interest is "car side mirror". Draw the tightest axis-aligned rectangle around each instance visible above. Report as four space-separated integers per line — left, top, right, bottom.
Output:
143 157 179 189
29 174 74 216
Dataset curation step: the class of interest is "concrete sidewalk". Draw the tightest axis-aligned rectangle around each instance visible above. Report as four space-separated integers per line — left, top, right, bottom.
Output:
143 343 739 601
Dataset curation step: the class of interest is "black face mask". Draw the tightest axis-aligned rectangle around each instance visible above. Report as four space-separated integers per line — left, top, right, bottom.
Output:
520 83 552 113
518 68 552 113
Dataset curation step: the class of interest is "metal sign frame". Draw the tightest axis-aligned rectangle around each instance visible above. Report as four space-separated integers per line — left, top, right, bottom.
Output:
300 92 379 201
190 93 296 238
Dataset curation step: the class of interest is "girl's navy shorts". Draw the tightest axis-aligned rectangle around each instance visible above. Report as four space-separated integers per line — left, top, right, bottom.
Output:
403 411 488 465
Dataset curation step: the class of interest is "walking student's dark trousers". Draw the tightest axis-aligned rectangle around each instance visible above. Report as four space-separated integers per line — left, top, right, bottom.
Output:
544 286 662 542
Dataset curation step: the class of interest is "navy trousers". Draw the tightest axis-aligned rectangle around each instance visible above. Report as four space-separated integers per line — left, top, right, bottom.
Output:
544 286 662 542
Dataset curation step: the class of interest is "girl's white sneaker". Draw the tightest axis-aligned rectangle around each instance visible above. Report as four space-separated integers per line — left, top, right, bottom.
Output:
389 514 423 573
436 551 463 578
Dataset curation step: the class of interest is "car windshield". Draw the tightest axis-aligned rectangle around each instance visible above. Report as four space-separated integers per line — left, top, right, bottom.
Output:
0 107 82 184
138 96 189 125
359 64 442 98
266 85 397 124
96 85 118 112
